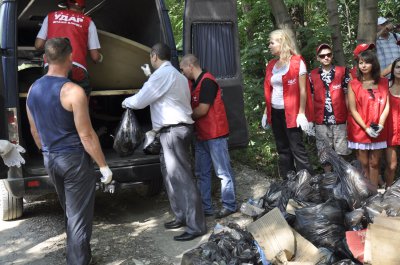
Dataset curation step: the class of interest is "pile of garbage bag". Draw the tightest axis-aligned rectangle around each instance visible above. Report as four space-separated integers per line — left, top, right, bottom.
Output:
239 146 400 264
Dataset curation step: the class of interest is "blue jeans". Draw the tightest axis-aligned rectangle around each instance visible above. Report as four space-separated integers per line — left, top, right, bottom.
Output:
195 137 237 213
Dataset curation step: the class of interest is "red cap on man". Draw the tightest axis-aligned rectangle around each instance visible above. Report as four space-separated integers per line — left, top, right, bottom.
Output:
316 43 332 55
353 43 375 59
67 0 85 8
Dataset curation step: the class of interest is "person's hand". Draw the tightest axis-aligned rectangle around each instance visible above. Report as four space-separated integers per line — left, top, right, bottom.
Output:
296 113 310 132
1 143 25 168
261 113 269 129
375 124 384 134
121 99 128 109
98 53 104 63
141 64 151 77
365 127 379 138
100 166 113 184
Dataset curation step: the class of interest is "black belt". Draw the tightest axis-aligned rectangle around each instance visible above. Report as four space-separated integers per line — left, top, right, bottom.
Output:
159 123 191 133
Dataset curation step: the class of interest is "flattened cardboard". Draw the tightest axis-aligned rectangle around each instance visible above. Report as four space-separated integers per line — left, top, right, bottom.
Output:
87 30 151 90
247 208 295 261
292 229 325 263
370 224 400 265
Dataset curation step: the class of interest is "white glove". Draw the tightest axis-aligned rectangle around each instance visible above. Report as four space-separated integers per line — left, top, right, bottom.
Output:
261 113 269 129
143 130 156 149
0 142 25 168
141 64 151 77
296 113 310 132
121 99 129 109
100 166 113 184
365 127 379 138
304 122 316 136
376 124 384 134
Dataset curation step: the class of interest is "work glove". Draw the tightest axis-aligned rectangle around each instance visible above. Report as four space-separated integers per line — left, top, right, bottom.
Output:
0 141 25 168
98 53 104 63
261 113 269 130
121 99 130 109
141 64 151 77
296 113 310 132
365 127 379 138
305 122 316 137
100 166 113 184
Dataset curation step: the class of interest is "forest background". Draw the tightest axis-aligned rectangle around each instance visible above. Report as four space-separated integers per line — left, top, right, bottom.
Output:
165 0 400 177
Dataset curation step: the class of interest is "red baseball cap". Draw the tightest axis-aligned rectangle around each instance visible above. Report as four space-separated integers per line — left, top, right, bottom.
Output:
353 43 375 59
67 0 85 8
316 43 332 55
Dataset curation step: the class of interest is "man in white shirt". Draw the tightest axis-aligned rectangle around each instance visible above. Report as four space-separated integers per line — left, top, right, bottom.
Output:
122 43 206 241
376 17 400 76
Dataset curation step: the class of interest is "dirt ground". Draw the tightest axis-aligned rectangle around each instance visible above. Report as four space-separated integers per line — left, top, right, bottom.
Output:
0 163 270 265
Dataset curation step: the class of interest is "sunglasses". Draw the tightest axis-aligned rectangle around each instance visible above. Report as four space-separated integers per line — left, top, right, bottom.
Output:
318 53 332 59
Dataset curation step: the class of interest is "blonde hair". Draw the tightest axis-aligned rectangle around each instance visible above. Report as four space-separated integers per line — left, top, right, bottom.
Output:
269 29 298 63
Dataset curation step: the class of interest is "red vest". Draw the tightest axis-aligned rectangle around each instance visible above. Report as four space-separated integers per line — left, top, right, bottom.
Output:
264 55 314 128
310 66 348 124
190 72 230 141
47 10 91 69
386 92 400 146
347 78 389 143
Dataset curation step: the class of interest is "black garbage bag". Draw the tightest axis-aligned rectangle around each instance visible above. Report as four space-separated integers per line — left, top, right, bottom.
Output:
113 109 144 156
181 223 262 265
314 172 339 202
345 208 365 230
332 259 358 265
363 193 385 223
262 181 286 211
320 147 377 210
291 170 322 203
294 199 350 258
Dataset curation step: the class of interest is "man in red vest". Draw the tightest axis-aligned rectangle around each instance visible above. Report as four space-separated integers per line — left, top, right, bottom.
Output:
310 44 351 171
180 54 237 219
35 0 103 97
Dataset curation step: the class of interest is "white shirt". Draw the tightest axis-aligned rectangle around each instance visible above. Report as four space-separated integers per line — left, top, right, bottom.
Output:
271 60 307 109
36 16 101 50
122 61 194 131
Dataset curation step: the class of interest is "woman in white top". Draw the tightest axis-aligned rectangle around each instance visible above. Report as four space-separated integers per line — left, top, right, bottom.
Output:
262 29 314 178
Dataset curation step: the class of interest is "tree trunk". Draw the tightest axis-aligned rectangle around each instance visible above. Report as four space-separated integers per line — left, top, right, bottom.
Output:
267 0 298 52
326 0 345 66
357 0 378 43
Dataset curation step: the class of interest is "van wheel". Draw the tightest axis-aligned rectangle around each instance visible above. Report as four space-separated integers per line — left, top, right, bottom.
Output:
0 180 23 221
146 176 163 196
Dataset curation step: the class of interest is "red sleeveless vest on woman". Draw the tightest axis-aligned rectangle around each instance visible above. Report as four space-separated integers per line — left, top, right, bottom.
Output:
347 78 388 143
264 55 314 128
386 92 400 146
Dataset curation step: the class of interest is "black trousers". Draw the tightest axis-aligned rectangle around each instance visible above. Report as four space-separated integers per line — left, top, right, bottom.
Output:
271 108 314 178
44 151 95 265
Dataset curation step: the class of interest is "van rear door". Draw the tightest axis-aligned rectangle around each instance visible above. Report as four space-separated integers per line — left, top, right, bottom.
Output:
183 0 248 148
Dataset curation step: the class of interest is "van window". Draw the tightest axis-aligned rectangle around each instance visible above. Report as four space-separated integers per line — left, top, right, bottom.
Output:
191 22 236 79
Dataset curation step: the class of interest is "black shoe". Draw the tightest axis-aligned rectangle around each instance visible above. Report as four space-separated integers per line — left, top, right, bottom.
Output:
164 219 185 229
215 208 235 219
173 232 202 241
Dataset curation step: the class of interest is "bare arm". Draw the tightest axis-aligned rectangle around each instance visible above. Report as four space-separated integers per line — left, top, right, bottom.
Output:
26 88 42 149
61 83 107 167
298 74 307 114
89 49 102 64
192 103 211 120
34 38 46 50
381 64 392 77
379 95 390 126
348 84 368 130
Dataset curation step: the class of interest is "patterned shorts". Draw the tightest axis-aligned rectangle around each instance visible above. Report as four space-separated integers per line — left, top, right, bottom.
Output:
315 123 351 156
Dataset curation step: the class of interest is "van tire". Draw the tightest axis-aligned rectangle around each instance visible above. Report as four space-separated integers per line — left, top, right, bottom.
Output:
146 176 163 196
0 180 23 221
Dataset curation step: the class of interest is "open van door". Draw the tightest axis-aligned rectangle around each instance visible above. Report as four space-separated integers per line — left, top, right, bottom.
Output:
183 0 249 148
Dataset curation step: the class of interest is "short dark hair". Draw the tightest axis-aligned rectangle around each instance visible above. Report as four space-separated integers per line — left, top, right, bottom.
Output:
151 43 171 61
44 38 72 64
356 50 381 84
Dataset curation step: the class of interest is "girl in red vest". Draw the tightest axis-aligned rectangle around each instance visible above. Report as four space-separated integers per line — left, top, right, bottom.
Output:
263 29 314 178
384 57 400 187
347 50 390 187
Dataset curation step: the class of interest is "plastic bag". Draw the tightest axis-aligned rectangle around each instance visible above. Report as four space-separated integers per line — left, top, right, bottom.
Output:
345 208 365 231
294 199 346 254
143 130 161 155
113 109 144 156
320 147 377 210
